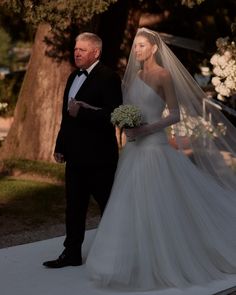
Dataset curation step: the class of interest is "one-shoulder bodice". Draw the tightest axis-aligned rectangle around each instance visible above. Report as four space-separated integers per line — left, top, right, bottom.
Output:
125 77 166 124
124 77 168 145
87 75 236 292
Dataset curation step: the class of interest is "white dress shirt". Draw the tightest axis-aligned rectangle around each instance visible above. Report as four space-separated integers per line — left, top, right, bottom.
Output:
68 60 99 104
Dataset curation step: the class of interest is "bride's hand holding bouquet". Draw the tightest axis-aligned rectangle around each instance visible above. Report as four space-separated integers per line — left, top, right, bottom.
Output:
111 104 143 142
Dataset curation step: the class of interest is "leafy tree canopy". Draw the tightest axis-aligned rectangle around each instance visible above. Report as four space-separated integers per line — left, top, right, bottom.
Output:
0 0 118 31
0 0 119 62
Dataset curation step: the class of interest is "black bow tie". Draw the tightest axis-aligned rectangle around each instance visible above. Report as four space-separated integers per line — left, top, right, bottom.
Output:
77 69 88 77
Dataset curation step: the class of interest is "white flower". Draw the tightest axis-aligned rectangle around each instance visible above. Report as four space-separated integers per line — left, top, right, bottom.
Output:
225 78 236 90
224 50 232 61
216 84 231 97
213 66 223 76
211 76 221 86
111 104 142 129
210 54 220 66
0 102 8 111
172 107 227 139
218 55 228 67
210 35 236 99
222 63 236 78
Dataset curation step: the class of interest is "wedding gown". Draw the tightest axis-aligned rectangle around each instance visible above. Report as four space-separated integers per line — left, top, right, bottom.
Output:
86 77 236 291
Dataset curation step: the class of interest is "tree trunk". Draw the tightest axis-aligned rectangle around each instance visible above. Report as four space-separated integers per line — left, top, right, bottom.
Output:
97 0 130 71
0 23 72 162
97 0 141 76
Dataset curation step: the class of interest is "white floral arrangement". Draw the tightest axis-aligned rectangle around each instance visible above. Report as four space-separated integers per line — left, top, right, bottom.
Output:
170 108 227 139
193 118 227 139
210 35 236 101
111 104 142 129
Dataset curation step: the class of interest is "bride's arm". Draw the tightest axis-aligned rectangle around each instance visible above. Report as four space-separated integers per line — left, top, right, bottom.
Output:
125 70 180 140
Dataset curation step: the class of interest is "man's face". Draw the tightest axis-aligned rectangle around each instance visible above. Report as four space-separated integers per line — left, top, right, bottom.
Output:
74 40 100 69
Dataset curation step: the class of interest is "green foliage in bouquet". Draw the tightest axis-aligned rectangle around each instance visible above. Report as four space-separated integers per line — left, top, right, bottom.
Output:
111 104 142 129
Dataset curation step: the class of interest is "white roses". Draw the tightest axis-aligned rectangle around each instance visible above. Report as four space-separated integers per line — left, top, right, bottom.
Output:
210 37 236 100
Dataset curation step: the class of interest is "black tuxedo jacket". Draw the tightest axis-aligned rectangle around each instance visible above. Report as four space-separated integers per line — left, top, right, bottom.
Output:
55 62 122 165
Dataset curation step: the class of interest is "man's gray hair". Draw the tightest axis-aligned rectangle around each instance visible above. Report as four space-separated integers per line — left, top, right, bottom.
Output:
76 32 102 52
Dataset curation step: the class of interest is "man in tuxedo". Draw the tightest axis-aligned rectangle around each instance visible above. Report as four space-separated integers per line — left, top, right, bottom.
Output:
43 32 122 268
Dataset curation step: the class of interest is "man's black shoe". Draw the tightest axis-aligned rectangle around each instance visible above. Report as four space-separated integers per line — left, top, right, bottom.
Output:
43 253 82 268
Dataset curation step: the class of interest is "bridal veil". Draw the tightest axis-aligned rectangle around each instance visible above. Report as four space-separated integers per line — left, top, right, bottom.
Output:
122 27 236 191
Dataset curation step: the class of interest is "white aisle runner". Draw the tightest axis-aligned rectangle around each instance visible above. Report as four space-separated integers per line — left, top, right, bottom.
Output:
0 229 235 295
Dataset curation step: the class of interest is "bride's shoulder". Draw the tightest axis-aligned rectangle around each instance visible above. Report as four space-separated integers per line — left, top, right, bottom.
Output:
153 66 170 78
152 67 172 87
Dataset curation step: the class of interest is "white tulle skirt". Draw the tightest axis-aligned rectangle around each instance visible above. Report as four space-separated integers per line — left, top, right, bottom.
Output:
86 132 236 291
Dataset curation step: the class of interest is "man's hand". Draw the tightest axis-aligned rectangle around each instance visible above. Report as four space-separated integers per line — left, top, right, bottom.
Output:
68 98 80 117
54 153 65 163
78 101 102 110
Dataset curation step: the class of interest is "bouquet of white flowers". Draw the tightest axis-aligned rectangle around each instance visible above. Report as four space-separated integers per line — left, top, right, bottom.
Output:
111 104 143 146
111 104 142 129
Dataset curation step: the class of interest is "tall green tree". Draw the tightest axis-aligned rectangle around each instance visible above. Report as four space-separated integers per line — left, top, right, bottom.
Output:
0 0 228 162
0 0 119 162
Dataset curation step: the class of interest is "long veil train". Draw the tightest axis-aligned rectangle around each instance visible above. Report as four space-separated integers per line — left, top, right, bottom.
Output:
86 28 236 292
123 28 236 191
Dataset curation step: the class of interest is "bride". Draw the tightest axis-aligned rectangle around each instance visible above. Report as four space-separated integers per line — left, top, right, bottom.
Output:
85 28 236 292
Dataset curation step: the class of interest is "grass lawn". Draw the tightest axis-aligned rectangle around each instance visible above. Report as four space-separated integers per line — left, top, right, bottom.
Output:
0 177 65 235
0 159 100 246
3 156 234 248
1 158 65 182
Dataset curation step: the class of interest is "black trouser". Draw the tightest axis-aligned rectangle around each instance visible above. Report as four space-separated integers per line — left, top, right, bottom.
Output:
63 161 117 258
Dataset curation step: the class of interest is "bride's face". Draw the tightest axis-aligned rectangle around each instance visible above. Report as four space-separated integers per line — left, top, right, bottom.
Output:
134 36 156 62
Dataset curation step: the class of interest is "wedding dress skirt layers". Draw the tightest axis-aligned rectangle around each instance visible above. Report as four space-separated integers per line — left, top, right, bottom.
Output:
86 78 236 291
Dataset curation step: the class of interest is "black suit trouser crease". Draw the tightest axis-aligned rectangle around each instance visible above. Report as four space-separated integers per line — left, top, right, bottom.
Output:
63 160 117 258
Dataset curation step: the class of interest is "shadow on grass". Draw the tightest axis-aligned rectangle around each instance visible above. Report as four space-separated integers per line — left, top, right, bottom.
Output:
0 176 100 237
0 177 66 235
0 159 100 239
